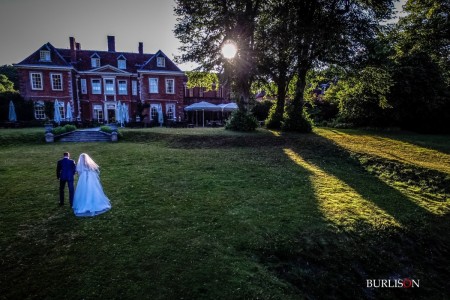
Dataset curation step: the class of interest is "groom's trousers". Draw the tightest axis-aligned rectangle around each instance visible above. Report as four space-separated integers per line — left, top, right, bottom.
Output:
59 179 74 206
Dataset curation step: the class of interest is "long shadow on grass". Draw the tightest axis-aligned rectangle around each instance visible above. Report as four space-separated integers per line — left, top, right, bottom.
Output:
286 134 437 226
255 133 449 299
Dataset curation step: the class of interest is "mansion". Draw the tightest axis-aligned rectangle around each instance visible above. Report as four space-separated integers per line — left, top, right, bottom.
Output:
15 36 230 124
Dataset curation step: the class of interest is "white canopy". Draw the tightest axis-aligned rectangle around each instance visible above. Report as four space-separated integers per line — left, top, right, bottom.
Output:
217 102 238 112
184 101 221 112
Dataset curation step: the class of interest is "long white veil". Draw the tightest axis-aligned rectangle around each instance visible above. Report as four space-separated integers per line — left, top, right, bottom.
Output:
77 153 100 173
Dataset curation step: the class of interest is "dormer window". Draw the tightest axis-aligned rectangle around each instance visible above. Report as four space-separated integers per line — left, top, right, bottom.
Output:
40 50 51 62
91 53 101 68
157 57 165 67
117 55 127 69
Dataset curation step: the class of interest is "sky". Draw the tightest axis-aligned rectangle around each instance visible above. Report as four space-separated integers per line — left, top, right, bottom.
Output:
0 0 407 71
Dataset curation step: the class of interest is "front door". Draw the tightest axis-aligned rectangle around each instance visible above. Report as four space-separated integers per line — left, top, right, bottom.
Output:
107 109 115 123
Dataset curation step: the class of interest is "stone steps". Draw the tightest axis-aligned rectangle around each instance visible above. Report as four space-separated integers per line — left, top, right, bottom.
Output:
56 130 112 142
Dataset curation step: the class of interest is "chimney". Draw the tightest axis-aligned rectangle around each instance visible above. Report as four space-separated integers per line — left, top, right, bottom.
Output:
107 35 115 52
76 43 81 50
139 42 143 54
69 37 77 63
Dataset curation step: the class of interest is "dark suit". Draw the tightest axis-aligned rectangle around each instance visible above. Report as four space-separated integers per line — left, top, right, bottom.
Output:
57 157 76 206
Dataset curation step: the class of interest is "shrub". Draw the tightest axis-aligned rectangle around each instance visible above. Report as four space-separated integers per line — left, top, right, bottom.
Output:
281 106 312 133
100 126 113 133
251 100 273 121
51 124 76 135
225 110 258 132
265 103 283 130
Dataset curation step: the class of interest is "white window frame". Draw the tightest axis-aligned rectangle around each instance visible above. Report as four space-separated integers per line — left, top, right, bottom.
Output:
132 80 137 96
118 80 128 95
166 103 176 120
93 105 104 122
80 79 87 94
30 72 43 90
91 79 102 94
104 78 115 95
149 78 158 93
58 103 65 120
165 79 175 94
34 101 45 119
40 50 51 62
157 57 165 67
50 73 63 91
150 104 159 120
118 59 126 69
91 57 100 68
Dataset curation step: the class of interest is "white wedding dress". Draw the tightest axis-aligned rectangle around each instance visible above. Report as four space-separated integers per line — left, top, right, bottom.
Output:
73 154 111 217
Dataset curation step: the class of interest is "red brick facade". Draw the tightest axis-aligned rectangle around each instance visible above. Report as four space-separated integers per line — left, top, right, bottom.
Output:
16 36 188 124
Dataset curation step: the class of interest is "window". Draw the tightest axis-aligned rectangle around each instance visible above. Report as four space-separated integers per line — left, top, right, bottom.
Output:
165 79 175 94
150 105 158 120
157 57 165 67
104 79 115 94
40 50 51 62
30 72 43 90
118 80 127 95
51 73 63 91
91 79 102 94
58 103 65 120
166 103 176 120
91 56 100 68
149 78 158 93
80 79 87 94
132 80 137 96
199 87 204 97
93 105 103 122
189 88 194 97
118 59 126 69
34 101 45 119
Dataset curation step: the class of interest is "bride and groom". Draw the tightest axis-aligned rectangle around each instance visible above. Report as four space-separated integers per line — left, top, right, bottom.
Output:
57 152 111 217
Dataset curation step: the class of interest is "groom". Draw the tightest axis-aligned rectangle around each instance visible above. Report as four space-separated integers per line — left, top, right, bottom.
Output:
56 152 76 206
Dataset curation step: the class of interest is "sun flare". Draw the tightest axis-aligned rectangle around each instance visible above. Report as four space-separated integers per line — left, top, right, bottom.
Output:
222 42 237 59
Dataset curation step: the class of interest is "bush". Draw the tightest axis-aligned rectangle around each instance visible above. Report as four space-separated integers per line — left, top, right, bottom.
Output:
265 103 283 130
281 106 312 133
225 110 258 132
52 124 76 135
251 100 273 121
100 126 113 134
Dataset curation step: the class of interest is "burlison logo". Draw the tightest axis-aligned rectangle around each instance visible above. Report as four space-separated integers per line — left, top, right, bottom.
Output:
366 278 420 288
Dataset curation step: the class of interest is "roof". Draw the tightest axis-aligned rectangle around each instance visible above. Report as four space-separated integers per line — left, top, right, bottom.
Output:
16 42 183 74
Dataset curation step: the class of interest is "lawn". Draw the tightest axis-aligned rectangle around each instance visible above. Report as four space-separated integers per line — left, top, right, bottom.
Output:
0 127 449 299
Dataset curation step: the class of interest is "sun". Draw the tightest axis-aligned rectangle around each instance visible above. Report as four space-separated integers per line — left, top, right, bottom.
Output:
221 42 237 59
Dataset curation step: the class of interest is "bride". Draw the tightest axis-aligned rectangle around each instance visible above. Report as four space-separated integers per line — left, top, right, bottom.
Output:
73 153 111 217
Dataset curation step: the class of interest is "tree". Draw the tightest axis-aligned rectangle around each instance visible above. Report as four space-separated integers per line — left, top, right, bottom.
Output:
394 0 449 79
388 0 450 132
283 0 394 131
324 67 393 126
0 65 19 91
0 74 15 93
174 0 262 111
254 0 297 129
185 71 219 90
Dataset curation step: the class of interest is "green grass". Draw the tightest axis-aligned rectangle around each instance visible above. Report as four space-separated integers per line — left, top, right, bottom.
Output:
0 127 449 299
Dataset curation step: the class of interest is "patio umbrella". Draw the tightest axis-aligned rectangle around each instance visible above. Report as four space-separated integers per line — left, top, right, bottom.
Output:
66 102 73 121
115 102 122 125
8 100 17 122
217 102 238 112
157 104 164 126
54 99 61 125
123 104 129 123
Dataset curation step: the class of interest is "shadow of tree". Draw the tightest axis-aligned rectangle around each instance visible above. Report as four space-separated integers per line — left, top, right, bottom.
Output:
253 131 450 299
